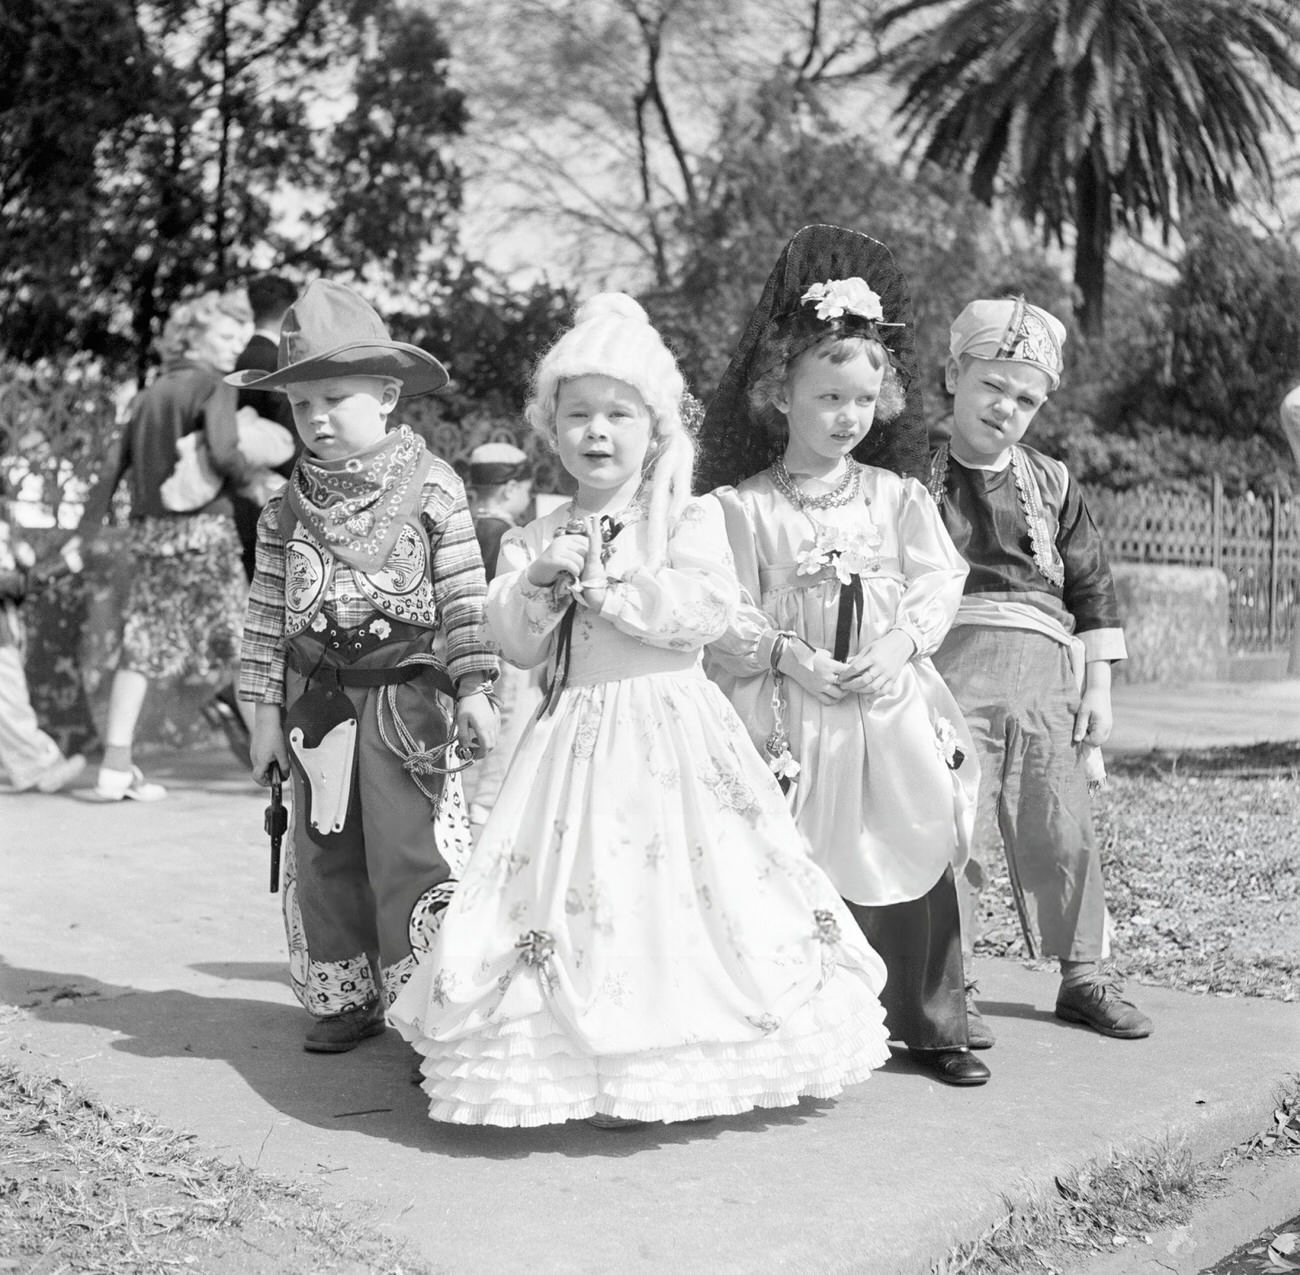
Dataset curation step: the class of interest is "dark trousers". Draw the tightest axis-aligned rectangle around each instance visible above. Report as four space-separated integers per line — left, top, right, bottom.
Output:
231 490 261 582
843 865 969 1051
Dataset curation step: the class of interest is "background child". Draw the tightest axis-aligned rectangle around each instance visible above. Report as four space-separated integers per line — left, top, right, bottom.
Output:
390 292 890 1128
232 279 499 1055
0 483 85 794
462 441 542 828
929 297 1150 1040
700 224 988 1087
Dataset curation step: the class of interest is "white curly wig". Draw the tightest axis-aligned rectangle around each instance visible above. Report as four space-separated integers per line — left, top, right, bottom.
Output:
525 292 694 566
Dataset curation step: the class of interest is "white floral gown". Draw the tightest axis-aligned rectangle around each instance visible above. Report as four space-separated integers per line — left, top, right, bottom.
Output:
389 496 890 1127
707 467 980 907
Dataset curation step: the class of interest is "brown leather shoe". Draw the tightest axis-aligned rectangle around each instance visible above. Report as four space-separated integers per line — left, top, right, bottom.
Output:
1055 979 1153 1039
303 1001 386 1053
909 1048 991 1086
965 981 995 1050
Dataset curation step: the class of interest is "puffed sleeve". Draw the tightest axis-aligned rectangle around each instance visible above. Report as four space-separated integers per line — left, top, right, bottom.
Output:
705 485 784 678
485 529 572 670
596 497 739 651
889 476 968 658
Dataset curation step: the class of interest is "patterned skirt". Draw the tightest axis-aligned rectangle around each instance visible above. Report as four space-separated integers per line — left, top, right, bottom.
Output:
118 515 247 683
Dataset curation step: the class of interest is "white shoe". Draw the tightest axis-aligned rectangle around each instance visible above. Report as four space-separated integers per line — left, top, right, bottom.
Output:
33 754 87 794
83 764 167 803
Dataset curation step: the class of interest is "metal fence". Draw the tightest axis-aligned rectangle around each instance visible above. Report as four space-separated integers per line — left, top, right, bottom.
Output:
1086 477 1300 653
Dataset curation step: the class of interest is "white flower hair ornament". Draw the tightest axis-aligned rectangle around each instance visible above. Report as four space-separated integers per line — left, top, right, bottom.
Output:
800 278 886 324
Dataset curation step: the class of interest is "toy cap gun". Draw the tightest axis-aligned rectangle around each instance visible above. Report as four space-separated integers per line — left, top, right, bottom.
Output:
264 761 287 893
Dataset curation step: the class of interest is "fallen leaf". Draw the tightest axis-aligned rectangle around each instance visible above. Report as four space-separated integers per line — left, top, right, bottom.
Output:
1269 1232 1300 1270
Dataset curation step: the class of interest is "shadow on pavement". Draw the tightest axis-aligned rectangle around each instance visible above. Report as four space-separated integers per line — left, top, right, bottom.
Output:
976 997 1056 1025
0 958 835 1161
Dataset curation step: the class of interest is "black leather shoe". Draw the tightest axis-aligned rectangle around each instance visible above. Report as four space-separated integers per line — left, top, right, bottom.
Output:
303 1001 386 1053
910 1048 991 1086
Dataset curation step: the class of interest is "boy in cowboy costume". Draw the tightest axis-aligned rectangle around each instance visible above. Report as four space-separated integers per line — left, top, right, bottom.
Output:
232 279 499 1053
929 297 1152 1042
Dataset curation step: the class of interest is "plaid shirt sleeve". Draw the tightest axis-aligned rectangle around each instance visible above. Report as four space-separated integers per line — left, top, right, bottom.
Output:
239 496 288 706
422 461 497 689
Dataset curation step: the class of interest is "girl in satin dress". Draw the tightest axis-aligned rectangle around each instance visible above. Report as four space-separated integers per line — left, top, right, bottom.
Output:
702 225 989 1087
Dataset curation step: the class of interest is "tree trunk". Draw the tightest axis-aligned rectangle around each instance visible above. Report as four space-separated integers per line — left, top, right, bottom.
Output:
1073 154 1110 337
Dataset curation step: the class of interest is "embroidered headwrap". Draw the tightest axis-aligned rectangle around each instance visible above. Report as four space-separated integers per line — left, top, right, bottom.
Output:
948 296 1067 390
695 223 928 493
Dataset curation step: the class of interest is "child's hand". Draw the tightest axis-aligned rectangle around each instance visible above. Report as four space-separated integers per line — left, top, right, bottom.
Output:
456 692 499 759
250 704 289 787
838 630 916 699
525 524 589 587
782 644 850 704
1073 685 1113 747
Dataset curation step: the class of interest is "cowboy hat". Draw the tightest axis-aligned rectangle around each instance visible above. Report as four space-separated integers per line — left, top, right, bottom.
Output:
224 279 448 398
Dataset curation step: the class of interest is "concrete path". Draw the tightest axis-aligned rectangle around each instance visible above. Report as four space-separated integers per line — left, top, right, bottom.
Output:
3 730 1299 1273
1109 677 1300 753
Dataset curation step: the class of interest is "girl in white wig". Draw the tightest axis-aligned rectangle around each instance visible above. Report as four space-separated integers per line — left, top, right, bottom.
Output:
524 291 693 567
390 292 891 1129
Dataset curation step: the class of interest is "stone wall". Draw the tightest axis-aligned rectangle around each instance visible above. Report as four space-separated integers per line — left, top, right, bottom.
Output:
1111 564 1229 684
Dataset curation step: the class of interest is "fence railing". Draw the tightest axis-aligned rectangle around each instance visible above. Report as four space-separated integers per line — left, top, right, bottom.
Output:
1086 477 1300 653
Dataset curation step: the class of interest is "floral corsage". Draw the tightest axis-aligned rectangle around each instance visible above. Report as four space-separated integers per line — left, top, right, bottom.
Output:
796 520 883 584
933 715 965 770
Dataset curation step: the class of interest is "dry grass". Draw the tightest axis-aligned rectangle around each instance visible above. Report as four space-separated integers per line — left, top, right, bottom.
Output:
972 742 1300 1001
933 1080 1300 1275
0 1063 434 1275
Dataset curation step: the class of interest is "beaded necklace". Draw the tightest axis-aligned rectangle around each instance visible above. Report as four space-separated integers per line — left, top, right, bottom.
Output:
770 457 862 512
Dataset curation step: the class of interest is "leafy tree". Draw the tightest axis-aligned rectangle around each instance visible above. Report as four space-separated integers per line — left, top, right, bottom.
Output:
0 0 467 379
868 0 1300 335
0 0 159 365
1115 209 1300 455
431 0 892 286
657 112 1072 406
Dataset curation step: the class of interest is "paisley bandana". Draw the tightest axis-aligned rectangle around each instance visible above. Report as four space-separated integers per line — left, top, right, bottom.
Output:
286 425 432 573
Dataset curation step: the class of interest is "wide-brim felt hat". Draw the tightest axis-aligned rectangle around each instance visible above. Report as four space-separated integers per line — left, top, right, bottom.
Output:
695 223 928 493
224 279 448 398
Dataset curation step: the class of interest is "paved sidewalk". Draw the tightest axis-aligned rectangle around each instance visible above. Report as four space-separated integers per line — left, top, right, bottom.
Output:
1109 677 1300 753
2 743 1298 1273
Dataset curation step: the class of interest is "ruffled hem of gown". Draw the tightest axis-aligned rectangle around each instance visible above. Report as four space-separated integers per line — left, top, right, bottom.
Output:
401 968 890 1127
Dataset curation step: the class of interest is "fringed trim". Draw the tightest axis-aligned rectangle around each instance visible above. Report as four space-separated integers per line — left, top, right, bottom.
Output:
1009 446 1065 588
